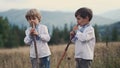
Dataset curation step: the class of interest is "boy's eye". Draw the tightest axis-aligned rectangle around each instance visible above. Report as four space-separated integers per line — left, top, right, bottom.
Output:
77 18 81 20
32 16 36 20
27 16 36 20
27 17 31 20
76 16 82 20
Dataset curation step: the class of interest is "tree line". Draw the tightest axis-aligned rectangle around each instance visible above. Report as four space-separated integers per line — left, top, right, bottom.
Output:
0 17 25 48
0 16 120 48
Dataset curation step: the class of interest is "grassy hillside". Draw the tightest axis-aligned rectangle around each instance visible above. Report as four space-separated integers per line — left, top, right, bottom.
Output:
0 42 120 68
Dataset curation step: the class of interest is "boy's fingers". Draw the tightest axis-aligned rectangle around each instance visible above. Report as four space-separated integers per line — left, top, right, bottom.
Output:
70 31 75 36
73 26 78 31
31 28 35 32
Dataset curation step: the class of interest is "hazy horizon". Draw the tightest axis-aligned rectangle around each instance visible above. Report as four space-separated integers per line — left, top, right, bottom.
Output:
0 0 120 14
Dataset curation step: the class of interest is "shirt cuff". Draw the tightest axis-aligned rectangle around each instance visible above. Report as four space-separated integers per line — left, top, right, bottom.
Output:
73 30 78 34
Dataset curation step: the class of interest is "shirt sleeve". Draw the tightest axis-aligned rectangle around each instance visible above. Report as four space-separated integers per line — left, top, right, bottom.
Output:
71 30 79 43
24 29 33 45
38 26 50 42
75 27 95 42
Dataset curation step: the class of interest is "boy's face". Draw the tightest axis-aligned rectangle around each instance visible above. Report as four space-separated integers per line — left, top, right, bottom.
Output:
27 16 39 26
76 15 89 26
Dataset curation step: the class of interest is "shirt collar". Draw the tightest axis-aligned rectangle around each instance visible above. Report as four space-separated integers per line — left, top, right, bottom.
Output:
81 23 90 28
35 23 40 29
79 24 90 33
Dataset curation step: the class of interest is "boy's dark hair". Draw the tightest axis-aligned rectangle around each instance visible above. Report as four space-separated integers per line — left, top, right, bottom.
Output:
75 7 93 21
25 9 41 22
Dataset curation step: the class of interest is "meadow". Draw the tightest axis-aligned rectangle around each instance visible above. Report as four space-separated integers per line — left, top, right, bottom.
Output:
0 42 120 68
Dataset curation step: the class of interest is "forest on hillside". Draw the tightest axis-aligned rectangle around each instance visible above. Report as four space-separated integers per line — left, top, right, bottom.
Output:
0 17 120 48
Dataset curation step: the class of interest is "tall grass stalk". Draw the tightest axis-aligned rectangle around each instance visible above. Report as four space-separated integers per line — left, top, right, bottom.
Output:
0 42 120 68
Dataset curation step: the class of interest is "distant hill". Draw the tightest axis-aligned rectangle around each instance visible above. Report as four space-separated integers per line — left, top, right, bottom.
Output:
100 9 120 21
0 9 28 27
90 15 116 25
0 9 119 29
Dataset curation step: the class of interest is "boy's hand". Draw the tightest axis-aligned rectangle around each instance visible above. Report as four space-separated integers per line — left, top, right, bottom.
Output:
70 31 75 39
73 25 78 32
70 25 79 39
30 28 38 36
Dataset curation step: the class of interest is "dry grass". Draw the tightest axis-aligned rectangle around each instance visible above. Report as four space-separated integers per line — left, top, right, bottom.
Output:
0 42 120 68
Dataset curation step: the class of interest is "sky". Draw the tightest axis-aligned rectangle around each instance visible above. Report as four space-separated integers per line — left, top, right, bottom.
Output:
0 0 120 14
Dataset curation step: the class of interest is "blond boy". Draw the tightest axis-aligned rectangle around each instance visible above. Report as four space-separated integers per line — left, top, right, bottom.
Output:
24 9 51 68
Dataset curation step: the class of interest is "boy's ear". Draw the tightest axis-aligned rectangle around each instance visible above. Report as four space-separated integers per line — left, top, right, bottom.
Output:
85 16 89 20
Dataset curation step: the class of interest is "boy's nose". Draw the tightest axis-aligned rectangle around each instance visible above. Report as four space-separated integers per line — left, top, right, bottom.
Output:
30 20 35 24
30 19 34 22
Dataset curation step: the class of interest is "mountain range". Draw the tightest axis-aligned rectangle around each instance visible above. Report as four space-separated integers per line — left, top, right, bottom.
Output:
0 9 120 29
100 9 120 21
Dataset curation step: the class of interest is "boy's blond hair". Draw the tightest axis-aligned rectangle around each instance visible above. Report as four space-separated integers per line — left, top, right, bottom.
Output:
25 9 41 22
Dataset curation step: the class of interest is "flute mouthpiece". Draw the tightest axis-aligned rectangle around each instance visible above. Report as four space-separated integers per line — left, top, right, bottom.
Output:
32 23 35 28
